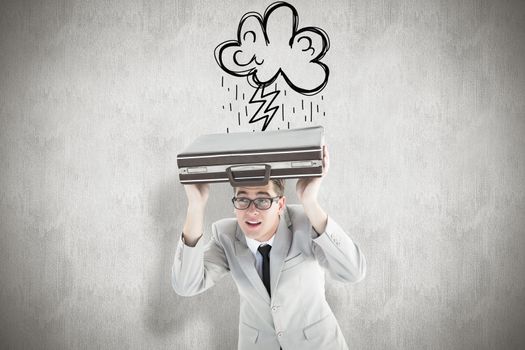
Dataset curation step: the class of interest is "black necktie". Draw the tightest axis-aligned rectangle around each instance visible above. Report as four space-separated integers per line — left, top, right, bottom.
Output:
258 244 272 297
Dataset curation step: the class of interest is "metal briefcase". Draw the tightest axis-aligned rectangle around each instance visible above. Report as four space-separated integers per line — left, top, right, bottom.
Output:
177 126 325 186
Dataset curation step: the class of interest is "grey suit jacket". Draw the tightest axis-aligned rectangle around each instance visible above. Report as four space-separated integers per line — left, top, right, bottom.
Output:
172 204 366 350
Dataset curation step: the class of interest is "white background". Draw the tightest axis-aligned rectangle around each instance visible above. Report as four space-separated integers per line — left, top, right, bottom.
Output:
1 0 524 349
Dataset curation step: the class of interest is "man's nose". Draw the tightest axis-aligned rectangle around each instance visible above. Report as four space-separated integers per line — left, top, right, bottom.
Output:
247 201 259 213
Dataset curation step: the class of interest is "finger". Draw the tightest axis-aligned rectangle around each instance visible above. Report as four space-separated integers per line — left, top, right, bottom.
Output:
183 184 195 195
199 183 210 198
322 144 329 176
197 183 210 193
325 146 329 171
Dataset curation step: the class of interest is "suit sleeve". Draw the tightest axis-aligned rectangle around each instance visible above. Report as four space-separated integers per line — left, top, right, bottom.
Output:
311 216 366 283
171 223 230 296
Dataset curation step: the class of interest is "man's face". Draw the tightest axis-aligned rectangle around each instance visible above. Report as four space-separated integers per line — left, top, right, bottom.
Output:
233 182 286 242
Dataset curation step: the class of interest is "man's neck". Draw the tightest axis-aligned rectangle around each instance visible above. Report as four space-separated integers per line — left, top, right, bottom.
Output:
245 233 276 257
255 232 275 243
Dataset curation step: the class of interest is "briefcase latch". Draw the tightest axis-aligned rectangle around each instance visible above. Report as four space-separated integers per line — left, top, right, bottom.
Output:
182 166 208 174
291 160 322 168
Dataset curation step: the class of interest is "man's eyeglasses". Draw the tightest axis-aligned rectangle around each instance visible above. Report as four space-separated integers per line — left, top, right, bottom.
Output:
232 196 281 210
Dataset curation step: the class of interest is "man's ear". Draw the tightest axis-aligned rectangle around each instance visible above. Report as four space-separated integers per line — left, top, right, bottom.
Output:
278 196 286 215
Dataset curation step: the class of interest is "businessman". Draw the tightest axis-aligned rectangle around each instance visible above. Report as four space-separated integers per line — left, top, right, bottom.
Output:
172 145 366 349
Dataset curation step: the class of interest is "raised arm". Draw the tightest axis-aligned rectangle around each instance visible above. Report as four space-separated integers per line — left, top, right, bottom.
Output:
172 184 230 296
296 144 330 234
297 145 366 283
182 183 209 246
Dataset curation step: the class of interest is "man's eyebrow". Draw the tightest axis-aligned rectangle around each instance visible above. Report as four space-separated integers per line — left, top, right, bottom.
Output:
235 190 272 196
256 191 271 196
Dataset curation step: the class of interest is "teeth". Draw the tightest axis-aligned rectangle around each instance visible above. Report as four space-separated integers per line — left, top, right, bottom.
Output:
247 221 260 224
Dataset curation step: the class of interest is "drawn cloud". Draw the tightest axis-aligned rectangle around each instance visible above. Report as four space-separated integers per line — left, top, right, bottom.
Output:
214 1 330 96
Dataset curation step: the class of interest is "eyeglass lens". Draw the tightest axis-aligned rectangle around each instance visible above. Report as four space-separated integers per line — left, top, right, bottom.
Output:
233 197 275 210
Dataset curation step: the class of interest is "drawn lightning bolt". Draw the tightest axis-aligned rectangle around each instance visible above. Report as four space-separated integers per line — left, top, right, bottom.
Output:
248 85 280 131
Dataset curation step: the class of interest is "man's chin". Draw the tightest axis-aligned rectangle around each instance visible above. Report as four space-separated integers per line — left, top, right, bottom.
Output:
241 225 263 239
242 228 260 238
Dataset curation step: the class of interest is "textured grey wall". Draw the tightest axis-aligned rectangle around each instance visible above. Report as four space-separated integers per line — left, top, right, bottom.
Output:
1 0 524 349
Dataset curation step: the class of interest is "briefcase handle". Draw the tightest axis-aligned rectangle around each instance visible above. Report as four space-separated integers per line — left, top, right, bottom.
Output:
226 164 271 187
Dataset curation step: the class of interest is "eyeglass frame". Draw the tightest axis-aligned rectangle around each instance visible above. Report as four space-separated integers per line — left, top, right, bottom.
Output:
231 196 282 210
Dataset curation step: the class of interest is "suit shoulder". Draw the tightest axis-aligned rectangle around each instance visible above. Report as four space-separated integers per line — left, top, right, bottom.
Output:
285 205 315 237
285 204 308 224
212 217 238 240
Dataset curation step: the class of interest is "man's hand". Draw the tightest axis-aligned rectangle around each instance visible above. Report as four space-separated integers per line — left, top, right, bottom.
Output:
182 183 210 247
184 183 210 211
296 145 329 204
296 145 329 235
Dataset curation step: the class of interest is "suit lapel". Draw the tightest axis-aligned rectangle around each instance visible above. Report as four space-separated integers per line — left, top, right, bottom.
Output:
270 210 292 297
234 208 293 302
234 226 271 304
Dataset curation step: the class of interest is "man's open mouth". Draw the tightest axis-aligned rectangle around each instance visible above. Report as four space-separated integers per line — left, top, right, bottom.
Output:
245 220 262 227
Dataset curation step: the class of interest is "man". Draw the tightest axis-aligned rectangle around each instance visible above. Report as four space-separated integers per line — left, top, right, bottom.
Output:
172 146 366 350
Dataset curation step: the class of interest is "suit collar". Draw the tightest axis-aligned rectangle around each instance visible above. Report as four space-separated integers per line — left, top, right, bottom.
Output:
233 207 293 302
234 227 270 303
245 234 275 257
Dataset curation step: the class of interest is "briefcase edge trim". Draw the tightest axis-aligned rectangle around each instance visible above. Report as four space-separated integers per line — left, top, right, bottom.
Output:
179 172 322 184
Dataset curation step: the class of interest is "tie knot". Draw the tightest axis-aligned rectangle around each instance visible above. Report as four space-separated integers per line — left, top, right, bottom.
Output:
258 244 272 257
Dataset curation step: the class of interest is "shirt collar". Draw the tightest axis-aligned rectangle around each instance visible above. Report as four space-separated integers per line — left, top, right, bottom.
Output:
245 234 275 257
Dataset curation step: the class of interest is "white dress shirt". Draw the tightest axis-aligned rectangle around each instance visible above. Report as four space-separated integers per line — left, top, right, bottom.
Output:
244 234 275 279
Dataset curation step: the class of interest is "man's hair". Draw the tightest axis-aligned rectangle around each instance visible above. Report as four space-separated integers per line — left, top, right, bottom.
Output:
270 179 285 197
233 179 286 197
